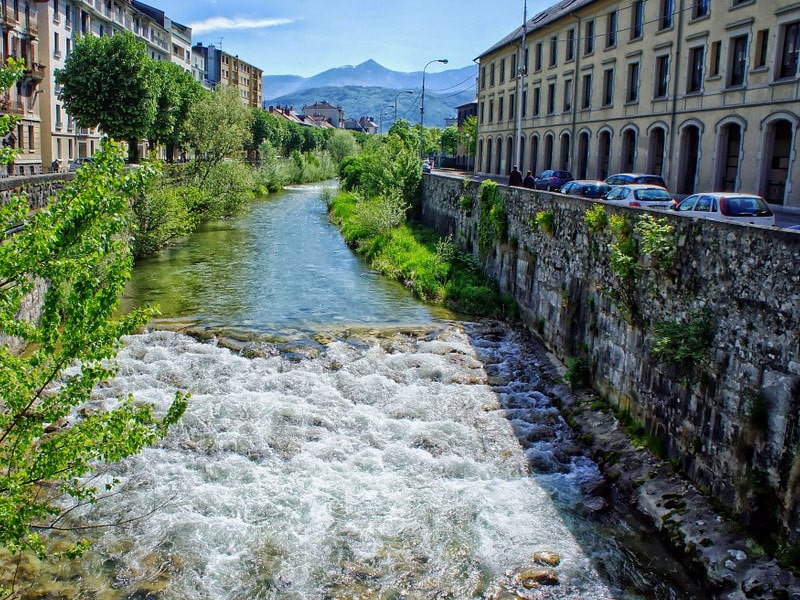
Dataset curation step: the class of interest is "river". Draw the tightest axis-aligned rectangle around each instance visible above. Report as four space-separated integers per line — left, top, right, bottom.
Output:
8 184 706 599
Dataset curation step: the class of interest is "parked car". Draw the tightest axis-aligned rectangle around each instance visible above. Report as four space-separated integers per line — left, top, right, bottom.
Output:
672 193 775 226
422 160 431 173
605 172 668 189
560 180 613 199
603 184 674 209
534 169 573 192
68 157 94 172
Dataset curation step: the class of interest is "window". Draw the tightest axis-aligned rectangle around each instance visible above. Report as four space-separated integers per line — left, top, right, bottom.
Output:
585 20 595 55
550 35 558 66
566 28 575 62
53 32 60 57
535 42 542 71
481 66 486 89
755 29 768 69
511 53 517 79
524 47 529 75
693 0 709 19
533 86 541 115
581 73 592 108
729 35 748 86
508 93 515 120
522 89 527 117
27 125 33 150
479 101 485 123
687 46 704 92
780 22 800 78
660 0 674 30
606 11 617 48
710 41 721 76
66 38 72 57
490 63 495 86
655 55 669 97
563 79 572 111
627 62 640 102
500 58 506 83
602 68 614 105
499 97 504 121
547 82 555 114
631 0 644 40
488 100 494 123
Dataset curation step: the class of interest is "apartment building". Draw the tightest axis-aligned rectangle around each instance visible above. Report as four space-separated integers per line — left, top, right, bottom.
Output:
0 1 45 175
475 0 800 207
193 42 263 109
34 0 193 169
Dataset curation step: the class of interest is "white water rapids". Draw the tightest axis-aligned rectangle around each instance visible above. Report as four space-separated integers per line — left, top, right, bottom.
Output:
52 322 641 599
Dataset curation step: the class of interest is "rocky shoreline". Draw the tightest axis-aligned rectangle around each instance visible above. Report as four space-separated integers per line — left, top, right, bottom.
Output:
542 352 800 599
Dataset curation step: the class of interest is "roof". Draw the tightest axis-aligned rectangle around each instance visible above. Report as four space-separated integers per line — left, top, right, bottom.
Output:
475 0 597 60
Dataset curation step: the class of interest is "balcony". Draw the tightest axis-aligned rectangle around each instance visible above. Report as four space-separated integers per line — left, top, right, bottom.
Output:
1 13 17 28
24 63 45 83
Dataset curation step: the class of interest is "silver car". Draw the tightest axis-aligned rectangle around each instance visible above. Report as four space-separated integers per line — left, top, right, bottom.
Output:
603 184 674 210
672 193 775 226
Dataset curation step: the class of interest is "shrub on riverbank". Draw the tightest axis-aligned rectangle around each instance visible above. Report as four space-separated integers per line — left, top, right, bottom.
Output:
328 191 511 317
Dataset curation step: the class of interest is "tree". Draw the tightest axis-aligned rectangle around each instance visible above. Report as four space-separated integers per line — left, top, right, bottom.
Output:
55 32 156 162
325 129 359 165
0 134 188 576
185 85 252 180
440 125 459 157
461 115 478 162
148 61 205 163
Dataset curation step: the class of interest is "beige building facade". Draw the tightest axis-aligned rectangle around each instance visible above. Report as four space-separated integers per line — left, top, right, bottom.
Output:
35 0 193 169
476 0 800 207
218 51 262 109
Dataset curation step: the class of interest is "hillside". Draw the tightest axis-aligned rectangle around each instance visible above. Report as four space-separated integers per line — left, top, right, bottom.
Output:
263 60 477 130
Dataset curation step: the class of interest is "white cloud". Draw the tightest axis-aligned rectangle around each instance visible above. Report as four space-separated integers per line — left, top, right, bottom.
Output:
189 16 294 34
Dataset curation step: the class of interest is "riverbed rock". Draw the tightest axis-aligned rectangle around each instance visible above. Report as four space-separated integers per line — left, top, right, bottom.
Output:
517 566 559 587
531 550 561 567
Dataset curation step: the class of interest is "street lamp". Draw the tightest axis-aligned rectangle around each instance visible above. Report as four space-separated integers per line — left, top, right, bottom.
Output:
379 106 393 134
420 58 448 158
394 89 414 122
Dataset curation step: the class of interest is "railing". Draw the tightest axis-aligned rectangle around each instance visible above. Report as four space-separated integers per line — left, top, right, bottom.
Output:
24 63 44 82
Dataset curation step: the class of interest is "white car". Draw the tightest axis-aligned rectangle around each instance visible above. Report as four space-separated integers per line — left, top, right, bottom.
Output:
672 193 775 226
603 184 674 209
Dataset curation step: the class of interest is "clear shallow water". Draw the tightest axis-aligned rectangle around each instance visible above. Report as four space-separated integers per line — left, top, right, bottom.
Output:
9 184 706 599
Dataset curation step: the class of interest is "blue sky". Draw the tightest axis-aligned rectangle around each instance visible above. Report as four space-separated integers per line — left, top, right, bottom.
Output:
165 0 548 77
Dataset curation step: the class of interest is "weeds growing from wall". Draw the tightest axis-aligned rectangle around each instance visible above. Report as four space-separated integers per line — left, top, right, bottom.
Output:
651 309 714 370
477 180 507 257
636 215 676 272
534 210 556 236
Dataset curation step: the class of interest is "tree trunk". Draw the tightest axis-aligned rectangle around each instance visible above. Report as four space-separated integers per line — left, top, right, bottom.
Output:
127 138 140 164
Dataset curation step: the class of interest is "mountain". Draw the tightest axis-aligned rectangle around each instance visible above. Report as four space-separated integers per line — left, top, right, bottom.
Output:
263 60 477 130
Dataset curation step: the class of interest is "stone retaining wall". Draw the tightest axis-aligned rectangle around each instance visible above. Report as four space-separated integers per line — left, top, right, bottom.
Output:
423 173 800 543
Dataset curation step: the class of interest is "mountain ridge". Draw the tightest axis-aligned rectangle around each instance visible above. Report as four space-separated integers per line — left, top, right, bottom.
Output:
263 60 477 130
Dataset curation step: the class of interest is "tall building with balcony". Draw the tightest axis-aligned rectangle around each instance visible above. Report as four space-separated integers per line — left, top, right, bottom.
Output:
0 1 44 175
36 0 193 169
193 42 263 108
475 0 800 208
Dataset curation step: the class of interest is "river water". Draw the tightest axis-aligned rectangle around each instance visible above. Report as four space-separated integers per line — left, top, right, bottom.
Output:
13 184 706 599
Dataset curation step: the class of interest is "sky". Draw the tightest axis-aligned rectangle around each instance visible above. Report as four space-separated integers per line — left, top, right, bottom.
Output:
164 0 548 78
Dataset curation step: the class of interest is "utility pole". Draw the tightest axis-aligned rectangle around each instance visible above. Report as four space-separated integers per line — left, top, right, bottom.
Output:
515 0 528 169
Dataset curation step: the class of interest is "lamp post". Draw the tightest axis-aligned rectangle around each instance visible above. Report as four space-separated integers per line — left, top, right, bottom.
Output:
393 89 414 123
379 106 393 134
419 58 448 158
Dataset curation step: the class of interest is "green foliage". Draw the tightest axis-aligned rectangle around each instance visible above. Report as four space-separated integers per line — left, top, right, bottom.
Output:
185 85 253 178
131 172 200 256
440 125 459 156
584 203 609 234
147 60 205 161
0 140 188 565
565 357 589 388
607 214 639 318
637 215 676 271
279 150 337 185
325 129 360 165
329 193 506 316
461 115 478 158
535 210 556 235
477 180 507 256
651 309 714 368
55 32 156 146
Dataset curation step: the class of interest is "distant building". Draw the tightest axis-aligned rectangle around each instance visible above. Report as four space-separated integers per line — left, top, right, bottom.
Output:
453 100 478 171
343 117 378 134
475 0 800 207
302 101 345 128
193 42 263 108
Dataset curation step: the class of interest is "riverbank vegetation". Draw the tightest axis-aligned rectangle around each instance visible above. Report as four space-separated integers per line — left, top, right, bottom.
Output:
328 121 513 317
